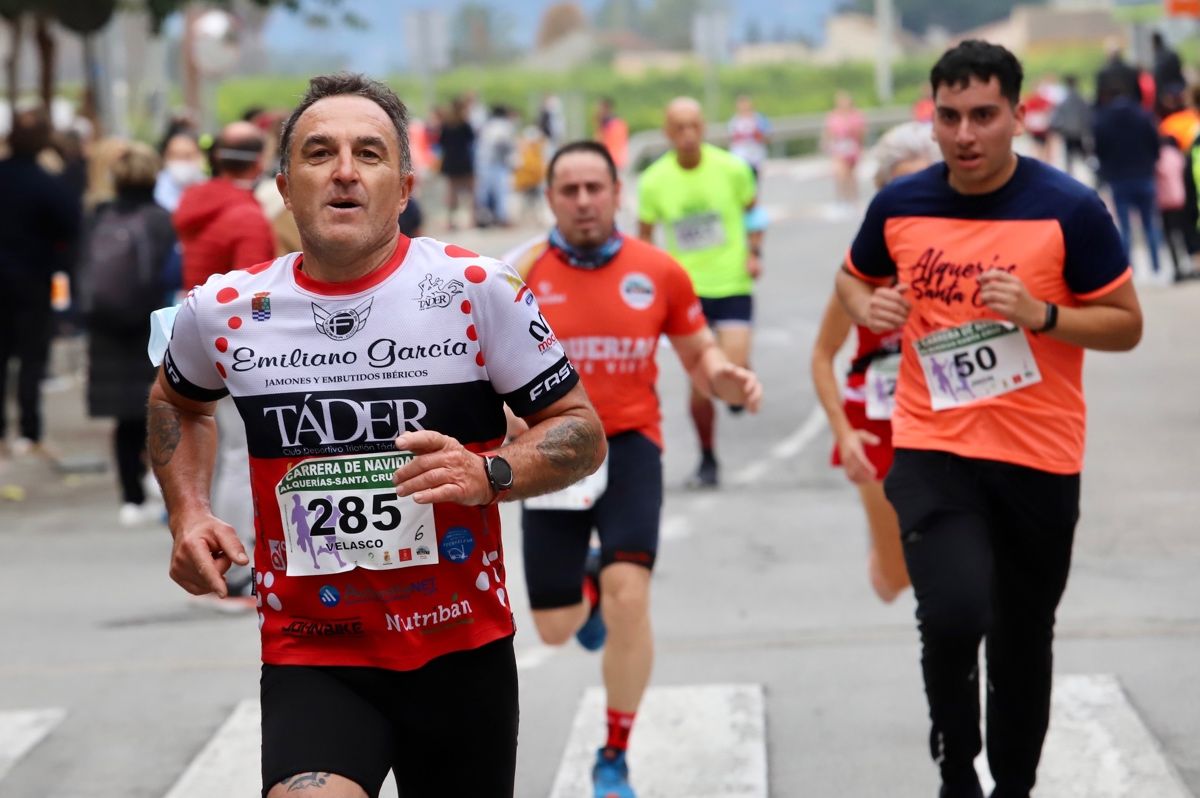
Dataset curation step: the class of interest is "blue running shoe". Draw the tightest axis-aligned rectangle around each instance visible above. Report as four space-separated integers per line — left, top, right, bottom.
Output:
575 548 606 651
592 747 635 798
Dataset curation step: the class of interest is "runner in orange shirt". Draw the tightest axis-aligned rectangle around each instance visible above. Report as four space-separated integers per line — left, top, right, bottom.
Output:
506 141 761 798
836 41 1142 798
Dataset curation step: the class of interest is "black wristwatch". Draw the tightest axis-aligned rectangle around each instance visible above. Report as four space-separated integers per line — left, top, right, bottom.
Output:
482 455 514 505
1033 301 1058 334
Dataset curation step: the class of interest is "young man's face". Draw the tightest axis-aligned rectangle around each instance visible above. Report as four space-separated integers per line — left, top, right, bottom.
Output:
277 95 412 257
545 151 620 249
933 75 1025 195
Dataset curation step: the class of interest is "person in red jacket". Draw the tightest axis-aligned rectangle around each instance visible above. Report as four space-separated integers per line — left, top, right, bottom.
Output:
172 120 275 605
174 120 275 290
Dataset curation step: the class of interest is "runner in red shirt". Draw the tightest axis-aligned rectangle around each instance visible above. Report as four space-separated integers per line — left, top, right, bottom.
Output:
506 141 761 798
149 74 605 798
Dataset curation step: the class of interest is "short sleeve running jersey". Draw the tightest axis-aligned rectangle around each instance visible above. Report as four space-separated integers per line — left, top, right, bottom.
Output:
505 235 705 447
845 157 1131 474
637 143 757 299
164 236 578 671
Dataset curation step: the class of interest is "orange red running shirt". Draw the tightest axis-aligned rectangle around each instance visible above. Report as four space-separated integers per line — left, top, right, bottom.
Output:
845 157 1131 474
506 234 706 448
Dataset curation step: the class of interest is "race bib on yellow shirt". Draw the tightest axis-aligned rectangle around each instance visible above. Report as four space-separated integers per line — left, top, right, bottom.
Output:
276 452 436 577
673 212 727 252
915 320 1041 411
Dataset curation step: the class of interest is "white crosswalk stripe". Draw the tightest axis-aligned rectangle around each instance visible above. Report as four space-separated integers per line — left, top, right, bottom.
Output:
975 674 1194 797
0 708 65 782
549 684 769 798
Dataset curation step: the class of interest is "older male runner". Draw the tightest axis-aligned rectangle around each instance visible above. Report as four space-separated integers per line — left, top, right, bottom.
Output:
149 74 605 798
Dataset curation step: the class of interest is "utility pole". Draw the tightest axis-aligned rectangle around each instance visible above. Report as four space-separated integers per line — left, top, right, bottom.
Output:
875 0 894 104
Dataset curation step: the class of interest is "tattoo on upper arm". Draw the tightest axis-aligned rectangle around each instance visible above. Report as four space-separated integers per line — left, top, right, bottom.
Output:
537 417 601 481
278 772 332 792
147 401 182 468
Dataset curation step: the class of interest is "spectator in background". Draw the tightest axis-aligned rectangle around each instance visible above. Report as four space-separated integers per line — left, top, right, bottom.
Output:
539 93 566 150
1158 86 1200 151
1024 76 1057 162
1050 75 1091 176
154 132 206 213
173 119 275 602
728 94 771 181
822 91 866 208
595 96 629 171
911 84 935 124
513 124 547 226
82 142 176 525
1152 31 1186 114
1093 80 1163 280
476 104 517 227
438 97 477 230
174 120 274 290
84 137 129 212
1156 136 1193 282
0 109 82 461
1095 38 1142 106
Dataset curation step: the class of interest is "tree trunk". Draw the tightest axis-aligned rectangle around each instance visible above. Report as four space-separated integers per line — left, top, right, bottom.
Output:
5 13 23 112
33 12 53 113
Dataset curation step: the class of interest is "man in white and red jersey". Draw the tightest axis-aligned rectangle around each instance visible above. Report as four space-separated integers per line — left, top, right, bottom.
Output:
506 141 761 798
148 74 605 798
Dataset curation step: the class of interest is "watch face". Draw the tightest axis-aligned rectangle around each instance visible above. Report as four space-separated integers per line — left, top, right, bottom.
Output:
487 456 514 490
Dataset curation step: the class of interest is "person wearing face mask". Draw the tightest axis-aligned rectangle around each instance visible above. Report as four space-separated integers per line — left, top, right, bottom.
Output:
155 133 207 213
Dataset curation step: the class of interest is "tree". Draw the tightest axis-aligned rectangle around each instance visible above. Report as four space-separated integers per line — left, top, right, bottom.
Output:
593 0 640 32
536 2 587 50
450 3 515 66
841 0 1047 35
744 18 762 45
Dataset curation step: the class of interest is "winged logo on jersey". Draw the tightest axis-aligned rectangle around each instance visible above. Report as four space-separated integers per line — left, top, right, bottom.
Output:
312 298 373 341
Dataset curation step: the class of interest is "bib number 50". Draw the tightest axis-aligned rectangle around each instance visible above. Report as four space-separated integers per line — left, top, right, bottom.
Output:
307 493 419 537
953 345 997 378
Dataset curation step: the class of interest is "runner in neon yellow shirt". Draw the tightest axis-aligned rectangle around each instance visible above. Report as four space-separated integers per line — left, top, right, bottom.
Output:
638 96 763 487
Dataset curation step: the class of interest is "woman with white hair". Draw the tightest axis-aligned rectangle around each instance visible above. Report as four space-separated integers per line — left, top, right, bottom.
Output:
810 122 939 602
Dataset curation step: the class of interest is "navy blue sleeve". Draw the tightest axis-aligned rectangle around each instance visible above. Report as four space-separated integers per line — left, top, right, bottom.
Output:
846 190 897 280
1061 192 1130 297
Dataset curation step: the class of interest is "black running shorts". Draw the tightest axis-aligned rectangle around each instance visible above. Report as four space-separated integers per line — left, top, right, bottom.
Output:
260 635 517 798
699 294 753 327
522 430 662 610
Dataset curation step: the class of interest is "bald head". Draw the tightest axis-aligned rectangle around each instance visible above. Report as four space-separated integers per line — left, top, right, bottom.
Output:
215 120 265 178
664 96 704 161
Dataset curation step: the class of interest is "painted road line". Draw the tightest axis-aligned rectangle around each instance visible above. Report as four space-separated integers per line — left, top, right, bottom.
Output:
163 700 260 798
974 674 1193 797
732 405 827 486
548 684 767 798
0 708 65 782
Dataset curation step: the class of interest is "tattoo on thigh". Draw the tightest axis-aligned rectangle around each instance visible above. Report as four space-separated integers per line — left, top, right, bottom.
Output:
537 418 600 481
280 772 332 792
147 402 182 467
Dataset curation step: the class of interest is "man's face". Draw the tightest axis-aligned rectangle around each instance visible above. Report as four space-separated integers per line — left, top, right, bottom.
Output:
665 105 704 158
545 151 619 249
276 95 412 255
933 76 1024 194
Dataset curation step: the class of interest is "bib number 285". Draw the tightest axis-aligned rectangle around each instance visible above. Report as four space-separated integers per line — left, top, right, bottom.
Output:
305 493 414 536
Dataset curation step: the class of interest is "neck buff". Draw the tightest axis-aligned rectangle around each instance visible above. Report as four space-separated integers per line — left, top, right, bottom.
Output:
548 226 623 270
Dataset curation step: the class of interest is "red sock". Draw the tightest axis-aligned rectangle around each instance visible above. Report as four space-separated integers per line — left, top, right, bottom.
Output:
582 569 599 610
605 707 636 751
689 395 716 451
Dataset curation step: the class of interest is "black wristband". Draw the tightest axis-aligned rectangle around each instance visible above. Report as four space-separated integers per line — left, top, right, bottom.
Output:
1035 302 1058 334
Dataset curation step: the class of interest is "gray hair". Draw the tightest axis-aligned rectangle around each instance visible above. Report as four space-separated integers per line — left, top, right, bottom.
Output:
872 121 941 188
279 73 412 176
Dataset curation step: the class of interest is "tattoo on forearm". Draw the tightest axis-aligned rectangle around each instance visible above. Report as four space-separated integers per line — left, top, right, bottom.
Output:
537 418 601 482
147 402 182 468
280 772 331 792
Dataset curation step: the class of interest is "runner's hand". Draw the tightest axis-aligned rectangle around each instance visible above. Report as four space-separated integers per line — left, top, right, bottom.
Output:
711 363 763 412
978 269 1043 329
866 284 910 333
838 429 880 484
746 252 763 280
393 431 492 506
169 514 248 597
